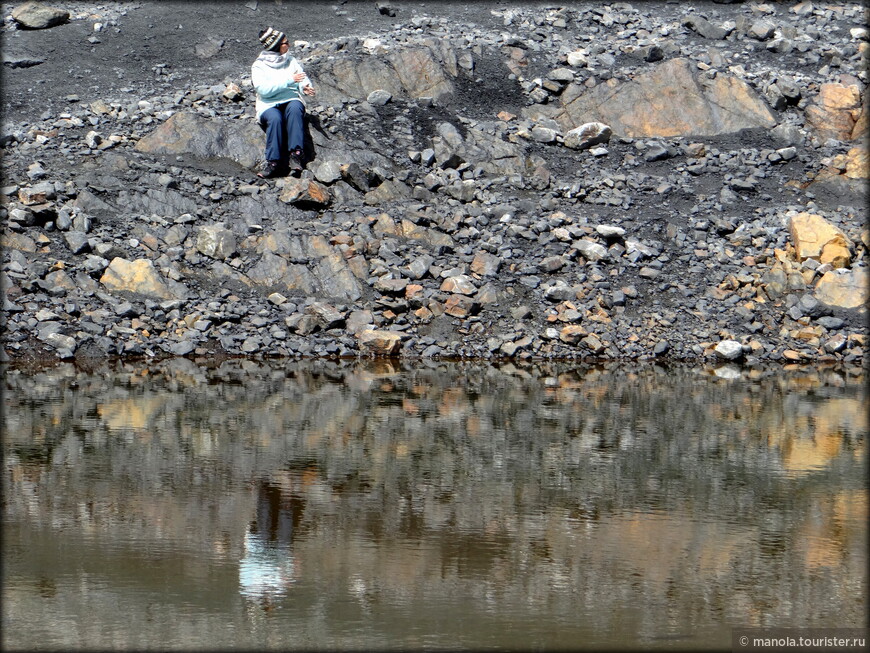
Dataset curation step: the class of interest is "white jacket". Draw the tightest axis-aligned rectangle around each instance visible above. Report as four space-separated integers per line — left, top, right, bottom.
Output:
251 50 313 120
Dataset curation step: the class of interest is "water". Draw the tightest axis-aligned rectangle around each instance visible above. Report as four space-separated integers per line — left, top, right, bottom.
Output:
2 359 867 650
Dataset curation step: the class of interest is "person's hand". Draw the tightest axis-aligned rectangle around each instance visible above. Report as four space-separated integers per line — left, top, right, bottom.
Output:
292 72 306 83
303 85 316 96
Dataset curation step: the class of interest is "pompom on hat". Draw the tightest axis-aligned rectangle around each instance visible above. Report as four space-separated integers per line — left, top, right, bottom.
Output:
259 27 286 51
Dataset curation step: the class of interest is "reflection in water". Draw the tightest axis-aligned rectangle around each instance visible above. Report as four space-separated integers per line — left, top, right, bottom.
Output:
239 482 303 605
1 359 866 651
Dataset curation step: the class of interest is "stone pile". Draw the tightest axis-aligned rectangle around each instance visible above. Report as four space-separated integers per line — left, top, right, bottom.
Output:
1 1 867 363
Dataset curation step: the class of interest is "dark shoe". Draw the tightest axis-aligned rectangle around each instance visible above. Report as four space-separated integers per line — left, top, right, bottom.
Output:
288 150 303 172
257 160 282 179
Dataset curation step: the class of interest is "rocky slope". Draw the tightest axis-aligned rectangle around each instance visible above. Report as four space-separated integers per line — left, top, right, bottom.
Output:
1 0 868 364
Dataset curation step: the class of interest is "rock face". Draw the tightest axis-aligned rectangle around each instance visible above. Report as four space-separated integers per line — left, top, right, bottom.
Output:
11 2 69 29
527 58 777 137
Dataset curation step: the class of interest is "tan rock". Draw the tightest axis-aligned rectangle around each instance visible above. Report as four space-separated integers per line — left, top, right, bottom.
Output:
100 258 187 300
814 268 868 310
844 145 869 179
819 83 862 110
399 219 454 248
788 212 852 267
850 89 869 140
357 329 402 355
805 83 862 141
526 58 776 137
582 334 606 354
11 2 69 29
18 187 50 205
558 325 588 344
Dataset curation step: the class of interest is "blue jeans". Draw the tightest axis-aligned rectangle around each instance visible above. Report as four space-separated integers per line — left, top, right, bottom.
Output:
259 101 305 164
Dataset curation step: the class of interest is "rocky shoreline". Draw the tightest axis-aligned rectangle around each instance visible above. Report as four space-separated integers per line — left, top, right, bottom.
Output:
2 0 867 365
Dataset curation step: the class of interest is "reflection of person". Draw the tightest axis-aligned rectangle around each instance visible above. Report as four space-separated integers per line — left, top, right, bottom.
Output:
238 482 305 603
252 27 316 178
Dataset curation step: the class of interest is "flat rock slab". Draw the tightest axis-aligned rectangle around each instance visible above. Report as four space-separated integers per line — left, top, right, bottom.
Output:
528 58 777 137
135 112 263 169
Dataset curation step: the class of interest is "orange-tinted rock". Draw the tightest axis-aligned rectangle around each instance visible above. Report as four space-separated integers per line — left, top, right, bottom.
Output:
788 212 852 268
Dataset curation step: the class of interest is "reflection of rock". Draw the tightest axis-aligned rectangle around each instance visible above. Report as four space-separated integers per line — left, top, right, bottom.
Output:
801 491 867 569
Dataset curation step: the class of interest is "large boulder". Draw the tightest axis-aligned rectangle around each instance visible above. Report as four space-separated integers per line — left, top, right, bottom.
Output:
525 58 777 137
315 43 457 106
100 258 188 300
788 212 853 269
11 1 68 29
429 121 530 176
805 82 864 142
357 329 403 355
244 234 363 302
135 112 262 169
814 267 868 310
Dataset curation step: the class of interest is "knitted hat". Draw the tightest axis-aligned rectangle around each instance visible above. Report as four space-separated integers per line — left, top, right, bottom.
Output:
259 27 286 51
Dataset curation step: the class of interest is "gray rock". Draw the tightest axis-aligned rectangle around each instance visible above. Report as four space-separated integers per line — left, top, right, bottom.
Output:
170 340 196 356
714 340 744 360
683 15 730 40
367 89 393 106
196 225 237 260
544 281 575 302
749 19 776 41
574 239 608 262
64 231 91 254
2 51 45 68
643 142 671 162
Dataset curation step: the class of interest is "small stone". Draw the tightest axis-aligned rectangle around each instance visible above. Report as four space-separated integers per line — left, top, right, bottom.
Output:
440 275 477 295
653 340 670 356
358 329 402 355
367 90 392 106
714 340 744 360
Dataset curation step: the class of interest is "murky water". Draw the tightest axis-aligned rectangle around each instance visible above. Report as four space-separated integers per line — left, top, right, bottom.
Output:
2 359 867 650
